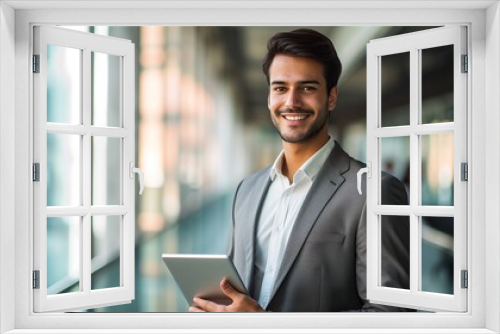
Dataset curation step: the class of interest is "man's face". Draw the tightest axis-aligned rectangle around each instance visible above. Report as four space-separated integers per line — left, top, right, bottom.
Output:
267 54 337 144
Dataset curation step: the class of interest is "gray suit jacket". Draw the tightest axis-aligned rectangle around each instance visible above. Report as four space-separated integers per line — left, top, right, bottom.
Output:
228 142 411 312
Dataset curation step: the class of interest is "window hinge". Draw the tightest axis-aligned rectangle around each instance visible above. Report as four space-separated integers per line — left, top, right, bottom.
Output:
33 163 40 182
33 270 40 289
461 162 468 181
461 54 468 73
461 270 468 289
33 54 40 73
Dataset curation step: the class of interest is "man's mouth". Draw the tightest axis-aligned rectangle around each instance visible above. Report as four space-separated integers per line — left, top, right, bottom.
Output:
282 114 309 121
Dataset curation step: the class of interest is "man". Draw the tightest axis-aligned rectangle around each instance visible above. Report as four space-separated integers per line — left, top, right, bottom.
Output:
190 28 410 312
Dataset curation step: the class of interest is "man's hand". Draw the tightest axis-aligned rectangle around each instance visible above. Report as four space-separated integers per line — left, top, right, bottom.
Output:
189 278 265 312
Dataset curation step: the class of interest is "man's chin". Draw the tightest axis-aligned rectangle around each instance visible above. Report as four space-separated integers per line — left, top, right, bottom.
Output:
280 127 329 144
279 132 310 144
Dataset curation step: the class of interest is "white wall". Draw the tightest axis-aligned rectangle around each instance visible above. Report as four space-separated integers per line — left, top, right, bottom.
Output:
486 2 500 333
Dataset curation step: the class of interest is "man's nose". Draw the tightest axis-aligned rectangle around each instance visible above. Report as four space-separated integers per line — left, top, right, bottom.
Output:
284 89 301 108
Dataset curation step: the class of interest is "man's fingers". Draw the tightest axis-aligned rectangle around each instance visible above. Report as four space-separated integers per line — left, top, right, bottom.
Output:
188 306 205 312
193 297 223 312
192 285 264 312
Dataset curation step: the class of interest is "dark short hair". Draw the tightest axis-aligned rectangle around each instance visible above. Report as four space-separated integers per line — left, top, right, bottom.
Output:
262 28 342 93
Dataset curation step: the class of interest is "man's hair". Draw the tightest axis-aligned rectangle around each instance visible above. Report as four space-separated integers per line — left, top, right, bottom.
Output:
262 28 342 93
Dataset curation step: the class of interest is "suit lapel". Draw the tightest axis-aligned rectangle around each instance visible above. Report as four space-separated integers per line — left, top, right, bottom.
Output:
268 143 350 303
240 170 272 290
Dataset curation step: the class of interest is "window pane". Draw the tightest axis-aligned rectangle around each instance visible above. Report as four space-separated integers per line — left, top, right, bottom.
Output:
380 215 410 290
92 136 121 205
421 216 454 294
47 217 81 295
421 45 454 124
380 136 410 204
47 44 81 124
47 133 81 206
92 52 121 127
381 52 410 127
91 216 121 290
421 133 454 206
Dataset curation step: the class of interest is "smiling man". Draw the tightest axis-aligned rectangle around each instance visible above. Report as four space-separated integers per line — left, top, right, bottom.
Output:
190 28 411 312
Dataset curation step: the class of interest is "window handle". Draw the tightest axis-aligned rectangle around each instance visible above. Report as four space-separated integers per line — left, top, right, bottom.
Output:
129 162 144 195
357 162 371 195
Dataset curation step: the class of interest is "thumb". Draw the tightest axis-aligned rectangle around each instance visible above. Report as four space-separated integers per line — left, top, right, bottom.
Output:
220 278 240 299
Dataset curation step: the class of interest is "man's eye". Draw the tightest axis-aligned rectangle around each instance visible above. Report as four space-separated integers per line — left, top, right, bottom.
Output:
303 86 316 92
273 87 286 92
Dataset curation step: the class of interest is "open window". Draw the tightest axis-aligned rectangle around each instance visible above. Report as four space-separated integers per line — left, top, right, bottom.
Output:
33 25 140 312
0 0 497 330
365 26 467 312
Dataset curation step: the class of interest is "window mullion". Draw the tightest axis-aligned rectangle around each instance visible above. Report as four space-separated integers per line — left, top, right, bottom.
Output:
90 127 130 138
45 123 130 138
46 123 88 135
83 47 91 207
413 123 454 135
82 47 92 294
409 47 420 295
374 124 454 138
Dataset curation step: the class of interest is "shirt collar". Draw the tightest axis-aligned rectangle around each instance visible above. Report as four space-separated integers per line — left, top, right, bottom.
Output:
269 136 335 183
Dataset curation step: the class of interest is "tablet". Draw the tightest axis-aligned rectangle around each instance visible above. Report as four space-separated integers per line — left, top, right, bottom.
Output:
162 254 247 306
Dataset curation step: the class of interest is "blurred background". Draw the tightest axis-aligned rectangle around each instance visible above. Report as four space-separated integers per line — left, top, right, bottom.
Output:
46 26 455 312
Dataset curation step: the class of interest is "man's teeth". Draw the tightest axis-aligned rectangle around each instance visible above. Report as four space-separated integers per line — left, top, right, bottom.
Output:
284 115 307 121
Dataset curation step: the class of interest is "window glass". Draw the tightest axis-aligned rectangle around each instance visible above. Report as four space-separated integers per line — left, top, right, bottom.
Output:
421 216 454 294
91 215 121 290
421 133 454 206
421 45 454 124
92 52 121 128
47 133 81 206
47 216 81 294
380 136 410 204
380 215 410 290
381 52 410 127
92 136 121 206
47 44 81 124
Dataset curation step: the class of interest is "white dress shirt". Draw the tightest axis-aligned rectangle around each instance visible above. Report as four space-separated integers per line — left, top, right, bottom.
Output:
254 137 335 308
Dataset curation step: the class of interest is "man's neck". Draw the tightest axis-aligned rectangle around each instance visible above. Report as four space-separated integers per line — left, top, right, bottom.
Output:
281 134 330 182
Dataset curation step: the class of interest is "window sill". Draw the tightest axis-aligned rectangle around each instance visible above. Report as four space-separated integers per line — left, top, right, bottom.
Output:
4 329 498 334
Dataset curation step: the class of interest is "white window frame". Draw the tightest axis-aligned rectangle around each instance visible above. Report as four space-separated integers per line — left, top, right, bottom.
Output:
33 25 136 312
1 1 499 333
366 26 468 312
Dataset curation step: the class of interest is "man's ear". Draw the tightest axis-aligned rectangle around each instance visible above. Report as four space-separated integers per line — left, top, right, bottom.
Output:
328 86 338 111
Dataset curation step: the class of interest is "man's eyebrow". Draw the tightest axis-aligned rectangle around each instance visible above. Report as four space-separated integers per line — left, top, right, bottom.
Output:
270 80 287 86
270 80 321 85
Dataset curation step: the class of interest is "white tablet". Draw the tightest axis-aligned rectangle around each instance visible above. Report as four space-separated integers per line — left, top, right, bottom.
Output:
162 254 247 306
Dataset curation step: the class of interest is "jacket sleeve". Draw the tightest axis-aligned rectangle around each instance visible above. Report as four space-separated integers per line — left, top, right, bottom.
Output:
354 172 413 312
